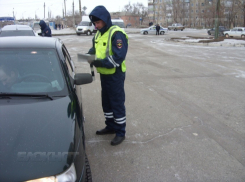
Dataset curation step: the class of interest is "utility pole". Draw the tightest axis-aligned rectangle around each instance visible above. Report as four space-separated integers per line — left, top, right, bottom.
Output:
44 2 45 19
64 0 66 17
79 0 81 16
73 0 75 27
214 0 220 39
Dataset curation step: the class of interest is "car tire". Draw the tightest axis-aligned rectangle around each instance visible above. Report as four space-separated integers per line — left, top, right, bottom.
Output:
241 34 245 38
174 28 177 31
225 34 229 38
160 31 165 35
77 33 80 36
208 32 211 35
86 31 92 36
85 154 92 182
181 29 183 31
143 31 148 35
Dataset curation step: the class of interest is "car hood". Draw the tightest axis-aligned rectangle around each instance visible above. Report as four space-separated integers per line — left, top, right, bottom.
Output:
0 96 79 182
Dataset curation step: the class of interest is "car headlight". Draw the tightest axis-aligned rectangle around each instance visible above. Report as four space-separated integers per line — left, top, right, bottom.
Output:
25 163 77 182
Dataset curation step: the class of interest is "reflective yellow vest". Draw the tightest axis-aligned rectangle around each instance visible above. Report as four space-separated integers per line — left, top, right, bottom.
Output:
94 25 128 74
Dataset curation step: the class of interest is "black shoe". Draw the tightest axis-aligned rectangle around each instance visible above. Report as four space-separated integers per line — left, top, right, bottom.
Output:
111 136 125 146
96 128 115 135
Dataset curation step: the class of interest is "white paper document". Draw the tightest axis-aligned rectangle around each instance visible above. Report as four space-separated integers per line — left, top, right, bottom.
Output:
77 53 95 64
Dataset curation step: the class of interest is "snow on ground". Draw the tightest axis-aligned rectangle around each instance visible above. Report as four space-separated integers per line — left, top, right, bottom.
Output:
52 28 245 46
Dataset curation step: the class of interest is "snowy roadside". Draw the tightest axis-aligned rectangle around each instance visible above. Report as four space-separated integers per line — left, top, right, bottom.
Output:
171 37 245 47
51 27 245 47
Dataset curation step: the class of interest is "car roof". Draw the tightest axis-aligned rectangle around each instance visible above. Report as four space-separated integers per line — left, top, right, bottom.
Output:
1 25 33 31
0 36 61 49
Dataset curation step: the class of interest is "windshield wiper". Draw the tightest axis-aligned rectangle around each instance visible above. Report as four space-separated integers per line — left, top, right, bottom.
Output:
0 95 12 99
0 93 53 100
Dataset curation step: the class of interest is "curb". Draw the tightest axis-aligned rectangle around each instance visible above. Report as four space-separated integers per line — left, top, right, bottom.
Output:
170 39 245 47
52 31 140 36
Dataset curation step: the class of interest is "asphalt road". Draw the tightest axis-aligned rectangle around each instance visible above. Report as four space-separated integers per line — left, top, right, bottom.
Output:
57 30 245 182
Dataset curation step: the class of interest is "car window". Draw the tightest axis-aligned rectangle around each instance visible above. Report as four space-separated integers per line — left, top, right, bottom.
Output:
0 30 35 37
0 49 66 94
62 46 75 79
112 22 125 28
79 21 90 26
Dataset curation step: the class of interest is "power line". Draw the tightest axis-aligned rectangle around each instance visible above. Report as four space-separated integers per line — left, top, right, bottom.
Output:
0 1 44 5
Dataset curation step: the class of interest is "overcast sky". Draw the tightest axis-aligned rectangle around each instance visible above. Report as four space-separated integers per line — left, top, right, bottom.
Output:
0 0 148 20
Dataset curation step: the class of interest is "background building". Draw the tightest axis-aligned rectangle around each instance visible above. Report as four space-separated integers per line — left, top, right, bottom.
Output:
147 0 245 28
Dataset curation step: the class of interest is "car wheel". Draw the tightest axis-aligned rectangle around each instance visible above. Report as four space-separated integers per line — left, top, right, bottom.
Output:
77 33 80 36
168 28 171 30
181 29 183 31
241 34 245 38
160 31 165 35
208 32 211 35
174 28 177 31
85 154 92 182
143 31 148 35
86 31 92 36
225 34 229 38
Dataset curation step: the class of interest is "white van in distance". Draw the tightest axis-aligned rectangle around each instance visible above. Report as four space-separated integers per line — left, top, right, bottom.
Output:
111 19 125 30
76 16 97 36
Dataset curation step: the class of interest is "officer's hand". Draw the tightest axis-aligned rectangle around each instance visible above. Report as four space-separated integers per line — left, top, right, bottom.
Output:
91 60 103 67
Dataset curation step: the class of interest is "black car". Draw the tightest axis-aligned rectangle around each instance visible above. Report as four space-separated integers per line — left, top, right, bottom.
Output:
0 25 37 37
207 26 229 36
0 37 93 182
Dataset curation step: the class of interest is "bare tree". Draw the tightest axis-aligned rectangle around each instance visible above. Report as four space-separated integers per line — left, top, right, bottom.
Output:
123 2 148 25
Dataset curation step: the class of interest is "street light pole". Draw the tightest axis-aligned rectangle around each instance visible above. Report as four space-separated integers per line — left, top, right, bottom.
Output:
44 2 46 19
73 0 75 27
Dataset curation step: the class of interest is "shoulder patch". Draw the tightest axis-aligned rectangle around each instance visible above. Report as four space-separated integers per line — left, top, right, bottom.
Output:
116 39 123 49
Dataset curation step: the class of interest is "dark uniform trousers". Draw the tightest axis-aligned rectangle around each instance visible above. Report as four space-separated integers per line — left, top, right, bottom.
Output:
100 67 126 137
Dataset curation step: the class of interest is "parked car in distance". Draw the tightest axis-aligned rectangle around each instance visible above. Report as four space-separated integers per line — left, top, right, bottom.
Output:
0 36 93 182
141 25 168 35
168 23 185 31
223 27 245 38
0 25 37 37
207 26 229 36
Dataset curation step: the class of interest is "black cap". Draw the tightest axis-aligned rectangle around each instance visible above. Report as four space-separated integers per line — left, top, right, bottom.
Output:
90 15 101 22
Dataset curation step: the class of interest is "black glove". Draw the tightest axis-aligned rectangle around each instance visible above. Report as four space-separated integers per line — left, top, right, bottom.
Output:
91 60 103 67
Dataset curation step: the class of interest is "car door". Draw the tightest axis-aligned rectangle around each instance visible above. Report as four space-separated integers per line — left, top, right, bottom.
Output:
229 28 236 36
61 45 85 122
236 28 243 37
149 26 156 34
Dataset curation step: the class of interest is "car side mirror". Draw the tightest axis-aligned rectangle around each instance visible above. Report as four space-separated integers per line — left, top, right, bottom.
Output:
74 73 93 85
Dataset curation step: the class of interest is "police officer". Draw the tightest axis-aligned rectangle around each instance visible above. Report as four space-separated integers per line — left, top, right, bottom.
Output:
38 20 52 37
88 6 128 146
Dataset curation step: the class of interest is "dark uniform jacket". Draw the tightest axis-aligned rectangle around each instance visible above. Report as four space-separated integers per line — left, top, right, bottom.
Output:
39 20 52 37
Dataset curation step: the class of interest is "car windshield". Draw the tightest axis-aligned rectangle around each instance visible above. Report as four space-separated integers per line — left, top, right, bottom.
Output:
0 49 67 95
79 21 90 26
0 31 35 37
113 22 125 28
33 23 40 30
